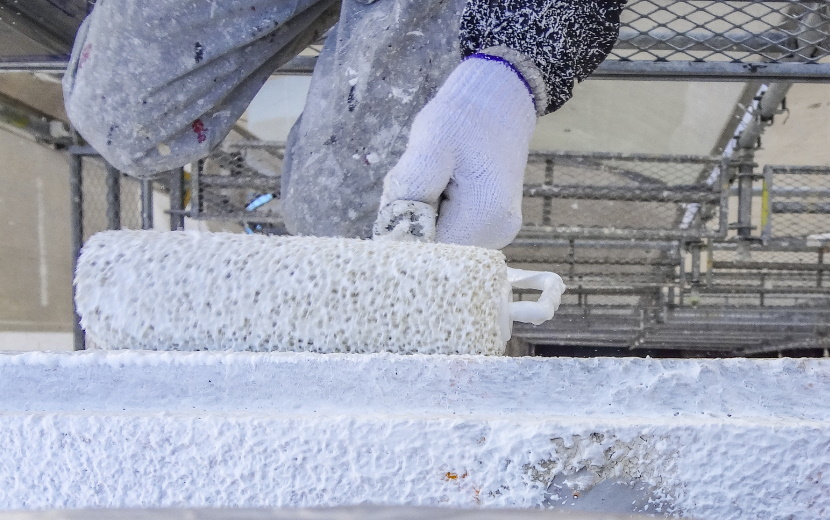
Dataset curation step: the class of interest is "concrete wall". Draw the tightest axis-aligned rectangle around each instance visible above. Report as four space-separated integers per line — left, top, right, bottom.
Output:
0 127 74 340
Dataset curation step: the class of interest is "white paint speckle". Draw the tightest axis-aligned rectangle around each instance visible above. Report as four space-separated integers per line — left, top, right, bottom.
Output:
390 87 414 103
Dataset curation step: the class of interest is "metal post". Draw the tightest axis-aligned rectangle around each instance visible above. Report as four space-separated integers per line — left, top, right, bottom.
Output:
568 239 576 281
69 152 85 350
542 159 553 226
688 241 703 306
736 150 755 239
690 242 702 286
169 168 185 231
736 83 791 150
141 179 154 230
191 160 203 220
760 273 766 307
676 241 685 304
705 238 714 287
105 164 121 230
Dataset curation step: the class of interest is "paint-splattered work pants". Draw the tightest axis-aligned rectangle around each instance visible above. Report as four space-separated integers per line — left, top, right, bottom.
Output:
65 0 622 238
64 0 470 238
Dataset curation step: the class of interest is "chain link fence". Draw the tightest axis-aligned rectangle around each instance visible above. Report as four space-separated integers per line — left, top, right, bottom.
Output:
520 152 735 240
762 164 830 241
189 142 284 234
616 0 830 64
78 157 144 240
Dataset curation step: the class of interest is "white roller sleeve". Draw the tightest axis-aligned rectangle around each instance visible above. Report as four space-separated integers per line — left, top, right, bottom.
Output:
75 231 564 354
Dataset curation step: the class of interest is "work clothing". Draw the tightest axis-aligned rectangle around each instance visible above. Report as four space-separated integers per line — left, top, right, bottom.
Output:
375 57 536 249
64 0 623 240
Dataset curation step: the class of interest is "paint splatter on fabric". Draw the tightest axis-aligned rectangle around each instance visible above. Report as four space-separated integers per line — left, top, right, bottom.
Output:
460 0 625 115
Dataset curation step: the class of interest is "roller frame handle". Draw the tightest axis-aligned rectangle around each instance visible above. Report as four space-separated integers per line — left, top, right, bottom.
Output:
506 267 566 326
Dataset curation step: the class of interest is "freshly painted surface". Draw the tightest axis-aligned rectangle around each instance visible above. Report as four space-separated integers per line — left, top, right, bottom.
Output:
0 351 827 519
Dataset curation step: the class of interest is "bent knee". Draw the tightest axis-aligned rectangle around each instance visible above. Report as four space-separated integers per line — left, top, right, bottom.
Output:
66 94 210 178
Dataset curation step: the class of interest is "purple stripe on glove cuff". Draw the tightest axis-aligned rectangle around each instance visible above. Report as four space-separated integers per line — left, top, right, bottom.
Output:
465 53 535 100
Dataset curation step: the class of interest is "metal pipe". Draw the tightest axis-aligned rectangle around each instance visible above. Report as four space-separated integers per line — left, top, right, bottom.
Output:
766 165 830 175
523 184 720 203
712 261 830 272
698 286 830 295
711 239 825 252
169 168 185 231
736 150 756 239
105 164 121 231
542 159 553 226
188 212 284 225
141 180 154 230
737 82 793 149
6 55 830 84
69 151 85 351
508 257 679 267
0 56 69 73
190 160 202 220
517 225 716 241
528 150 725 164
507 238 679 250
198 175 280 190
770 201 830 214
591 61 830 82
689 242 703 309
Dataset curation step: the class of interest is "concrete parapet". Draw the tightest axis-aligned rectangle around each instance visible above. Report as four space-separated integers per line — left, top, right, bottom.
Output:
0 351 827 519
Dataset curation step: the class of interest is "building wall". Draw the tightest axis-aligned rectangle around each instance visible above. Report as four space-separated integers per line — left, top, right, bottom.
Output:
0 127 74 338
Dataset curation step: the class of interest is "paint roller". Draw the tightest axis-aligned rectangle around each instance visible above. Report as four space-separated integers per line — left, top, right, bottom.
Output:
75 229 565 355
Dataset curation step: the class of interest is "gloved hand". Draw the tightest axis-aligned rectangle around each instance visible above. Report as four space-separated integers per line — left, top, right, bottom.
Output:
374 56 536 250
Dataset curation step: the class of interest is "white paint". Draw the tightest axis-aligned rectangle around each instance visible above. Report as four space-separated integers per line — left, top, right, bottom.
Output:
76 231 509 355
679 85 768 229
0 332 73 351
391 87 414 103
0 351 827 518
34 177 48 307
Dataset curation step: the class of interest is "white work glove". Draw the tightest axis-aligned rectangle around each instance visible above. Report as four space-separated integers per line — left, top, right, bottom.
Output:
374 56 537 250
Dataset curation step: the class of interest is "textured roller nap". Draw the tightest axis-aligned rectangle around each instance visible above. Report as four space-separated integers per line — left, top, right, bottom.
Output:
76 231 508 354
1 351 828 518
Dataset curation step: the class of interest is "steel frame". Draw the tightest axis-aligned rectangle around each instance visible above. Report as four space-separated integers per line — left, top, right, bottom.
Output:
2 1 829 81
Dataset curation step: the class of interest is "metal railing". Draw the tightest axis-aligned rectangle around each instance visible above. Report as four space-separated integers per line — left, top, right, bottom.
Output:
3 1 830 82
762 164 830 243
518 151 742 241
65 144 830 357
598 0 830 80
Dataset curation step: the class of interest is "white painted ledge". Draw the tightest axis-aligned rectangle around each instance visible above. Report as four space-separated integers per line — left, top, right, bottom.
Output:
0 351 828 519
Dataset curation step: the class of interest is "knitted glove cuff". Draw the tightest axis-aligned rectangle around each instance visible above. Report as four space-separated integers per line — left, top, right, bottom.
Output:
460 0 625 116
475 46 549 117
429 56 537 127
